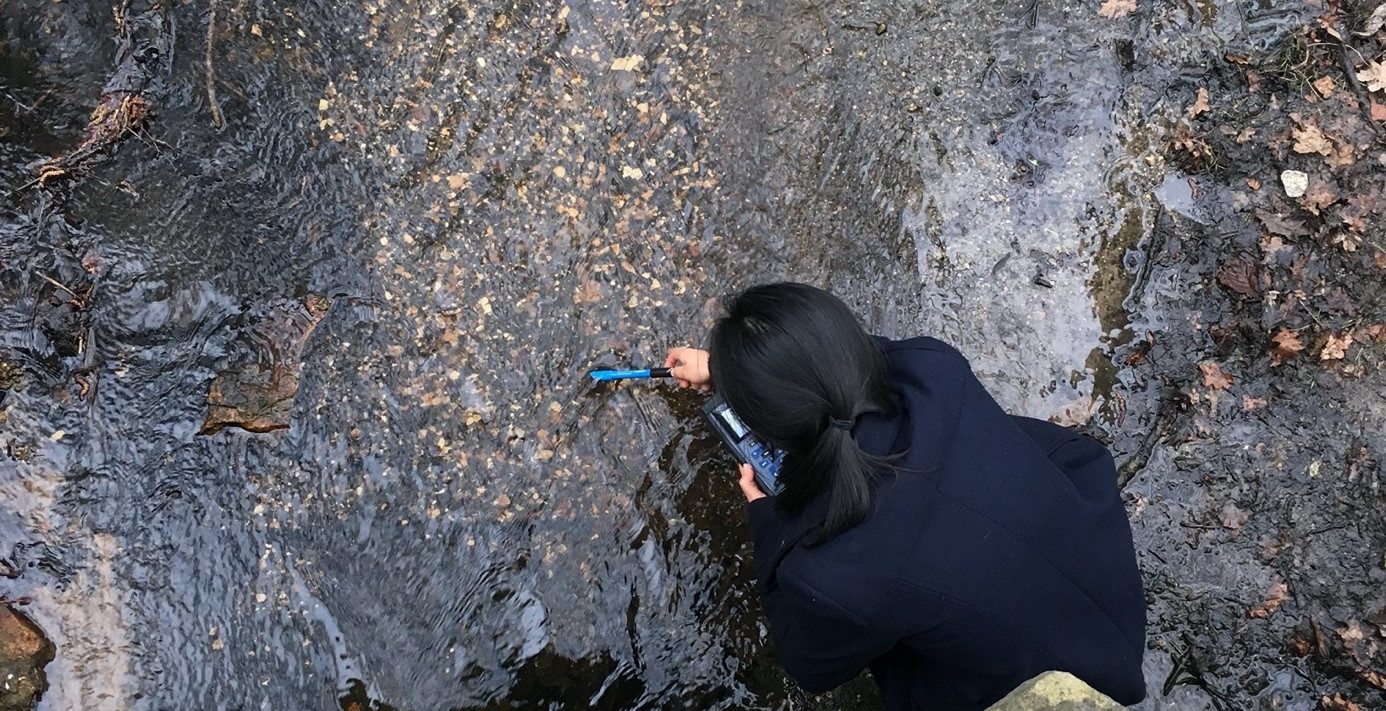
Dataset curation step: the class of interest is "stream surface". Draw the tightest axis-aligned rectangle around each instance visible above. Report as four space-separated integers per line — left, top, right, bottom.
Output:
2 0 1381 710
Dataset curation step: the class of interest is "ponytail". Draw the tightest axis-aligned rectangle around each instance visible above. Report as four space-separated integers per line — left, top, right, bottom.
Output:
709 283 899 540
805 414 882 537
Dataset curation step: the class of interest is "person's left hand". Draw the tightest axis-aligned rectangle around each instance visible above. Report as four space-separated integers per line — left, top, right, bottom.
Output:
737 463 767 502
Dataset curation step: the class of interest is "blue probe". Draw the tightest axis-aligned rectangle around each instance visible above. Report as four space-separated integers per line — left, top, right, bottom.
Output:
589 367 673 382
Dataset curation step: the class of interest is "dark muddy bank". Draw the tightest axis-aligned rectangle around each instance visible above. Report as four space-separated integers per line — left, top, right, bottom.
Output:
0 0 1382 709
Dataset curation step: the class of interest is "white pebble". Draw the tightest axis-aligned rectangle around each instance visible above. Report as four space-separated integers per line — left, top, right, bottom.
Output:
1280 170 1308 198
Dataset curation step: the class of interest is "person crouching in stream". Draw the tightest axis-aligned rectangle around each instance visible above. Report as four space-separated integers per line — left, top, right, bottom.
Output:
664 282 1146 710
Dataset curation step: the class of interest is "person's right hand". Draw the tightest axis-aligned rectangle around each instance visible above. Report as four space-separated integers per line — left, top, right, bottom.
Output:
663 347 711 391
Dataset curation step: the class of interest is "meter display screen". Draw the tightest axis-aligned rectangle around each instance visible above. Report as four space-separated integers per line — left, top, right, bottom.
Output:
714 404 749 440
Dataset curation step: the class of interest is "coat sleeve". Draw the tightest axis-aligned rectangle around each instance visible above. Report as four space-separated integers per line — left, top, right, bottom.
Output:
758 568 895 693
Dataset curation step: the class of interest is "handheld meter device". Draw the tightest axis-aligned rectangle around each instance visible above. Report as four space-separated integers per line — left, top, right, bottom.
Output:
702 393 785 496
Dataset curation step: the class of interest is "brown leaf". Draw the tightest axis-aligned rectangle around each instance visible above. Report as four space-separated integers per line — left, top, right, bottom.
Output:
1326 142 1358 168
1300 180 1338 215
1186 88 1211 119
1248 580 1289 618
1097 0 1136 18
1330 232 1362 253
1256 209 1308 236
1217 259 1260 297
1219 502 1249 529
1292 122 1333 155
1259 233 1287 260
1320 331 1354 360
1356 61 1386 92
1360 3 1386 36
1242 395 1267 411
574 279 604 304
1372 101 1386 122
1319 693 1362 711
1199 361 1233 389
1289 627 1313 656
1270 329 1305 365
1246 177 1262 190
1312 75 1336 98
1338 621 1367 645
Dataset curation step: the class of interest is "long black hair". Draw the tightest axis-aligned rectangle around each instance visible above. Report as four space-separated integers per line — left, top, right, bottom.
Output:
708 282 899 538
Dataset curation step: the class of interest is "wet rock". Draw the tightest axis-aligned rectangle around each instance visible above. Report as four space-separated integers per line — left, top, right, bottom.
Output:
0 604 54 711
200 295 330 435
984 671 1123 711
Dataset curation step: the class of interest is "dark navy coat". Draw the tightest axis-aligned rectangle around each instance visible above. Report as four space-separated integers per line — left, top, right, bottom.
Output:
746 336 1146 709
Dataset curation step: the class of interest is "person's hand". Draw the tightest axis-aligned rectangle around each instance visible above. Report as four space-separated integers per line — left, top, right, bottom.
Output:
738 463 767 502
663 347 711 391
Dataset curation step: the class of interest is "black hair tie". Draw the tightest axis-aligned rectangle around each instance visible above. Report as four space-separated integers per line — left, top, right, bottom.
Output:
828 416 853 431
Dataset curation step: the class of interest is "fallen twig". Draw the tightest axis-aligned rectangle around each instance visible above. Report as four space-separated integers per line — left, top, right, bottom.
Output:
1328 24 1384 135
34 271 81 301
205 0 224 129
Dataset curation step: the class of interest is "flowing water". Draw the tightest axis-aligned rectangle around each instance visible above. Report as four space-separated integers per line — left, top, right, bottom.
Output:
3 0 1380 709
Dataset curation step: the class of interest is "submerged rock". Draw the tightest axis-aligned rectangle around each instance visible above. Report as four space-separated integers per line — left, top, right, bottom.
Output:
0 604 54 711
985 671 1122 711
200 295 330 435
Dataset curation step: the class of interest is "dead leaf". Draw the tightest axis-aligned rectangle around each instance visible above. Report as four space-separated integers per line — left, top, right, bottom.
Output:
1312 75 1336 98
1372 101 1386 122
1319 693 1362 711
1186 88 1211 118
1300 180 1338 215
1270 329 1304 365
1330 232 1362 252
1217 259 1260 297
1356 61 1386 93
1326 142 1358 168
1097 0 1136 18
1320 331 1354 360
1219 502 1249 529
1170 124 1213 162
1052 395 1098 427
575 279 604 304
610 55 644 72
1242 395 1267 411
1358 3 1386 36
1199 361 1233 389
1248 580 1289 618
1256 209 1308 236
1338 622 1367 645
1292 122 1333 155
1259 233 1287 260
1246 177 1262 190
